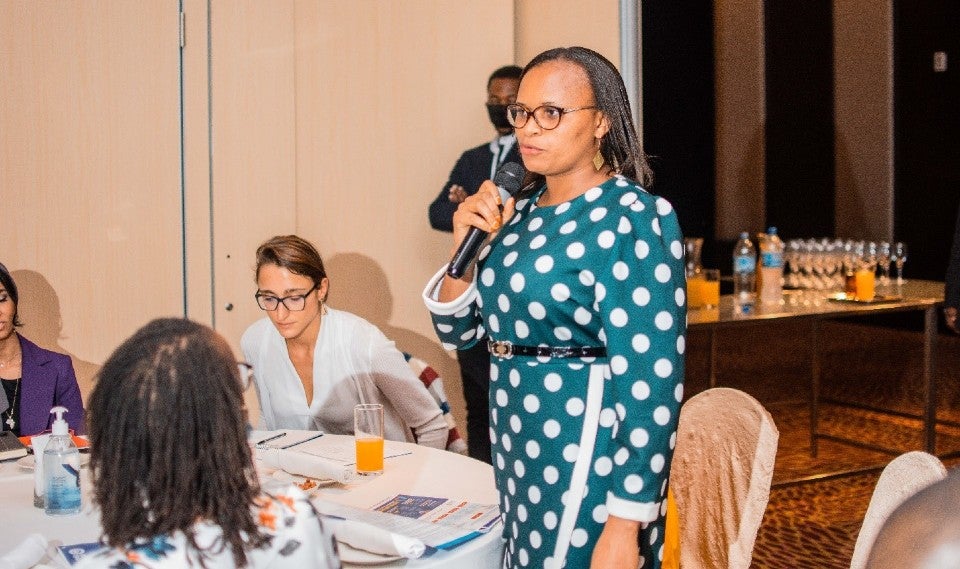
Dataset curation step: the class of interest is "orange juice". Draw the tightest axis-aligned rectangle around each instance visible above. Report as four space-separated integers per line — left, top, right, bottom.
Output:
355 436 384 473
855 269 875 301
687 272 720 309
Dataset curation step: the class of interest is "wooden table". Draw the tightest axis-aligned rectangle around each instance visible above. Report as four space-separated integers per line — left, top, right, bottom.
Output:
687 280 945 464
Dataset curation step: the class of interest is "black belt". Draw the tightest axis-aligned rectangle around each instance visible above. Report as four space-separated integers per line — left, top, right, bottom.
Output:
487 339 607 359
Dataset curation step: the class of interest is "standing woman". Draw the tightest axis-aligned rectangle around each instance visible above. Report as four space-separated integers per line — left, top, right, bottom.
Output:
423 47 686 568
242 235 448 448
0 262 84 436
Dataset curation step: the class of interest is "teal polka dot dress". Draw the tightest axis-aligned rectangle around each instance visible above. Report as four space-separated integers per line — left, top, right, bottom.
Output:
424 175 686 568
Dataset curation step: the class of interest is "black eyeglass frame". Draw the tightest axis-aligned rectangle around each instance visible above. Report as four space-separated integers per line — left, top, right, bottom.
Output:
254 283 319 312
505 103 598 130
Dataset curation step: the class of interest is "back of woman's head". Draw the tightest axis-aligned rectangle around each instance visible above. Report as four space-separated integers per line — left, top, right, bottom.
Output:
522 46 653 187
88 317 265 566
255 235 327 289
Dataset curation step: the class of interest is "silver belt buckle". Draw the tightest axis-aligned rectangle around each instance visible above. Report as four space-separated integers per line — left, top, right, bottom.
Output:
489 340 513 359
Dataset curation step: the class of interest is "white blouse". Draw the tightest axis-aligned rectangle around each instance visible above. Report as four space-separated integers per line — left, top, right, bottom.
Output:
241 308 448 449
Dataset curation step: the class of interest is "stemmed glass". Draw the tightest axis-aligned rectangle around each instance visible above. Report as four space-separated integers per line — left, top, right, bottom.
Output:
876 242 892 286
892 242 908 284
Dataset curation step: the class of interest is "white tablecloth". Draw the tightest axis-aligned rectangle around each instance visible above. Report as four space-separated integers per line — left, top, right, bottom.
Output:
0 434 504 568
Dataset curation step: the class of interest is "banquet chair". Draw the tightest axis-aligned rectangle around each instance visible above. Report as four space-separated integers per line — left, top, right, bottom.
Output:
848 450 947 569
402 352 468 454
664 387 779 569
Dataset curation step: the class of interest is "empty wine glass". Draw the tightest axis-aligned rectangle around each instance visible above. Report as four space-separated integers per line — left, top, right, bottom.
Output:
876 242 891 288
892 242 908 284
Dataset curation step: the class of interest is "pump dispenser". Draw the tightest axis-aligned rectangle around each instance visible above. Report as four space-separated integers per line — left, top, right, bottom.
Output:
43 406 81 515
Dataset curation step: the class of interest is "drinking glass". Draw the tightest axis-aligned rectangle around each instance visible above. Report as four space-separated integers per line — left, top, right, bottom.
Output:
877 242 892 287
892 242 908 284
687 268 720 309
354 403 384 475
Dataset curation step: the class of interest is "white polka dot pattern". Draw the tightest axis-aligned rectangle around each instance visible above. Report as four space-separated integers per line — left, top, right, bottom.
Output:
424 176 685 568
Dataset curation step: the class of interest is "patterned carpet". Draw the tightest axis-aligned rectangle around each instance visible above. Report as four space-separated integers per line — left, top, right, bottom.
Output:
684 317 960 569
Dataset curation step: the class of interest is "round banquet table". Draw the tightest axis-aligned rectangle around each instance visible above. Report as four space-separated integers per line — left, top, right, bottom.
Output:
0 433 504 568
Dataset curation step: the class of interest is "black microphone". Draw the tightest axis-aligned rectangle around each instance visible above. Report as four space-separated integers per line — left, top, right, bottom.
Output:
446 162 526 279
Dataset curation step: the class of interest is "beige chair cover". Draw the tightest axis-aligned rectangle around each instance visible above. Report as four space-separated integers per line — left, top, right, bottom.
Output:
849 450 947 569
669 387 779 569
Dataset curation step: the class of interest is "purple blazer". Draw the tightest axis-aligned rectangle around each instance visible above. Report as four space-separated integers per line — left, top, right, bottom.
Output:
17 334 85 436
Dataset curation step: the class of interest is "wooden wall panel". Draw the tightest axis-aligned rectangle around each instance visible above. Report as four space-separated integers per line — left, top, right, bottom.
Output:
0 2 183 397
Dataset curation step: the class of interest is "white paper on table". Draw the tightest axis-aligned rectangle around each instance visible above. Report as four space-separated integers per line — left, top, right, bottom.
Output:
325 517 426 559
0 533 47 569
287 437 413 465
257 447 360 484
316 495 500 550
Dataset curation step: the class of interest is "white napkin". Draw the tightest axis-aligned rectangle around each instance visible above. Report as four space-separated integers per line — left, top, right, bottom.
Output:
0 533 47 569
258 447 360 484
328 518 426 559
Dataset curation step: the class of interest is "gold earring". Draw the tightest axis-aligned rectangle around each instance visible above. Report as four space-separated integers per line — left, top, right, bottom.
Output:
593 149 605 171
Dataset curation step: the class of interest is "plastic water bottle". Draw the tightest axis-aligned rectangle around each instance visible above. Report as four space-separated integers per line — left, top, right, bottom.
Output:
733 232 757 314
44 406 81 515
758 227 785 305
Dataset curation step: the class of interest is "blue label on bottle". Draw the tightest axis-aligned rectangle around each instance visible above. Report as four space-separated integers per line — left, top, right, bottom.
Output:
761 251 783 269
734 256 756 273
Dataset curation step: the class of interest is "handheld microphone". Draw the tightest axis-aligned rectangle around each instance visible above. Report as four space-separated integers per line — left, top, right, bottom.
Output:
446 161 526 279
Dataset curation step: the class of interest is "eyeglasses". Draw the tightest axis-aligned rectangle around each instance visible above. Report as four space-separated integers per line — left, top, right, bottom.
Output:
506 103 597 130
237 361 254 390
255 283 318 311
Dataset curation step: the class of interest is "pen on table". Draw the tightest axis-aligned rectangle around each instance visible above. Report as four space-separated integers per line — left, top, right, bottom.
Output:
279 432 324 449
255 432 287 447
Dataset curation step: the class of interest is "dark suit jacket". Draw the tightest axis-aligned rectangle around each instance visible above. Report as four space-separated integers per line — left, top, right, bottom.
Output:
429 138 521 232
18 334 84 435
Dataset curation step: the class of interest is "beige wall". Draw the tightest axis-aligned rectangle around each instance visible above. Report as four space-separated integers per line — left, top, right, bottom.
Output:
515 0 621 68
0 2 184 397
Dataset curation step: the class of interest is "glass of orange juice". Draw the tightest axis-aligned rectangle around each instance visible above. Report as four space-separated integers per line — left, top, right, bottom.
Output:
354 403 384 475
855 267 876 301
687 269 721 309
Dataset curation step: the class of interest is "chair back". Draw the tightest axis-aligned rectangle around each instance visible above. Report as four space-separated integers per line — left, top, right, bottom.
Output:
668 387 779 569
402 352 467 454
849 450 947 569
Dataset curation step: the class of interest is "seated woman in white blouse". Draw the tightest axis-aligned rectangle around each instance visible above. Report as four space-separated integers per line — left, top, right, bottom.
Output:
241 235 448 449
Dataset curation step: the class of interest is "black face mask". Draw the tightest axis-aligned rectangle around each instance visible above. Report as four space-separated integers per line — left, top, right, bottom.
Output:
486 103 513 130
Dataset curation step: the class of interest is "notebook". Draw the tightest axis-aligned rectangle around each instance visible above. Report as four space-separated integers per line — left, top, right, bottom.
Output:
0 430 29 461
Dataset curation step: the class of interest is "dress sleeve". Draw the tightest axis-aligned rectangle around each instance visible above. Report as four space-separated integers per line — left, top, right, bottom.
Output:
262 487 341 568
597 191 687 521
421 265 485 352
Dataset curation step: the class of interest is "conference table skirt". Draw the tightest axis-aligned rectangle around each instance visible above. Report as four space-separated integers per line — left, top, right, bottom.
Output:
0 434 504 568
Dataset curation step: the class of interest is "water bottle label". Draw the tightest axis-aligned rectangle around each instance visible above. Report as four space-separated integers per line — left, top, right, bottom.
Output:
734 256 756 273
761 251 783 269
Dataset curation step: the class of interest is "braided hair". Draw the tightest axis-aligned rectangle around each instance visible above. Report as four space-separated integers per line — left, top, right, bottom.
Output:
87 318 267 567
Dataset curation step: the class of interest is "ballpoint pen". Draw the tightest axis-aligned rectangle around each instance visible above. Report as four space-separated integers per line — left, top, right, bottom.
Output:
279 432 323 449
254 432 287 447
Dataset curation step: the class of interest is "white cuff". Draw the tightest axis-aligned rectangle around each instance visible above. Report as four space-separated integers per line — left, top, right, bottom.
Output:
606 492 660 522
422 264 478 316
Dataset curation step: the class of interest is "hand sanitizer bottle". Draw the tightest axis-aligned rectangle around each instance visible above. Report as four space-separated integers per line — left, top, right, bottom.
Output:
44 406 81 515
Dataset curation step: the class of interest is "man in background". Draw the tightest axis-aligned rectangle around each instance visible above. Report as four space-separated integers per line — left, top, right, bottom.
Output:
428 64 522 463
